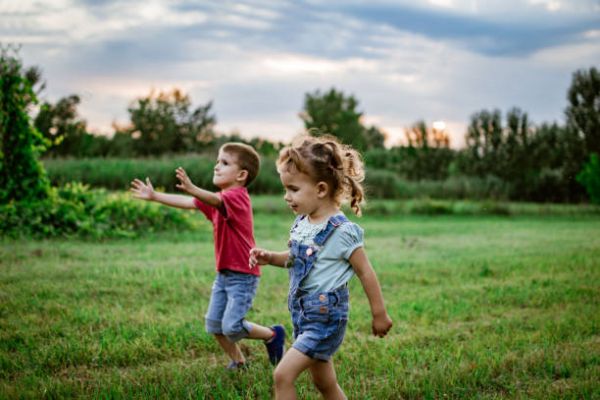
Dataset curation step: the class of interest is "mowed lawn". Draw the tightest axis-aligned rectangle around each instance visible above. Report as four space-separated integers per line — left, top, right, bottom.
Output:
1 212 599 399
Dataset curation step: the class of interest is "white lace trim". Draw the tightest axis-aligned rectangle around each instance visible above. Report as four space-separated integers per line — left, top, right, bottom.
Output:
290 217 328 245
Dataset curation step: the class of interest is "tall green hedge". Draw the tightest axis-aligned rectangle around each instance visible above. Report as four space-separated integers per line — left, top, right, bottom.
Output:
0 47 51 203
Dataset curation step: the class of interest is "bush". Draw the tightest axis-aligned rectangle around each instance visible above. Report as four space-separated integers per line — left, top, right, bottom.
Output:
0 183 201 239
577 153 600 204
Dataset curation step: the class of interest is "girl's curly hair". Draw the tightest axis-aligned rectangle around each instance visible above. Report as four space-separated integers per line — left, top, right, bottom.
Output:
277 134 365 216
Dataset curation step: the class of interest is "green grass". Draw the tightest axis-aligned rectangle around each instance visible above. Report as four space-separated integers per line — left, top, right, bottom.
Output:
1 210 599 399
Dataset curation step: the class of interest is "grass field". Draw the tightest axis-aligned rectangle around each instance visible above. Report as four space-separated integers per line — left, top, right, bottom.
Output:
1 209 599 399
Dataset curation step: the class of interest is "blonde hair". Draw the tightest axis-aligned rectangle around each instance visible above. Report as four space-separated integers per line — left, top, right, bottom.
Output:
220 142 261 186
277 134 365 216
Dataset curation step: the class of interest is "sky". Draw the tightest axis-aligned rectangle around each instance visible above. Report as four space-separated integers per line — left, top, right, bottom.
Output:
2 0 599 147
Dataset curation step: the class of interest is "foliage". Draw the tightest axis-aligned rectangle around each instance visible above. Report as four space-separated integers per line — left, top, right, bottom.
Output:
577 153 600 204
118 89 217 156
34 94 94 157
0 46 51 203
365 145 455 181
0 182 200 238
42 154 283 194
300 88 385 151
566 66 600 156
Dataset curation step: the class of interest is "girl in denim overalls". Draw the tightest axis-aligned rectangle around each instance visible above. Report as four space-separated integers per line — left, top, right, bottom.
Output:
250 135 393 399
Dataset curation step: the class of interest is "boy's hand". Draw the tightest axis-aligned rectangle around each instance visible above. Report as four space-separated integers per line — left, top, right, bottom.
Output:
175 167 194 193
372 313 393 338
130 177 155 201
249 248 271 269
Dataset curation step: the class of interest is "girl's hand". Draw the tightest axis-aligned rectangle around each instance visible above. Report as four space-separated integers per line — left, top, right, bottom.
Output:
175 167 194 193
130 177 155 201
372 313 393 338
249 248 272 269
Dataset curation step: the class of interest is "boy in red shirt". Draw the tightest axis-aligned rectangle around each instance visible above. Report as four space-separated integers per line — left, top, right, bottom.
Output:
131 143 285 369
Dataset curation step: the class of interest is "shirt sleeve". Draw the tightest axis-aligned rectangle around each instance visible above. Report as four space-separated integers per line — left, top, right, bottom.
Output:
219 187 249 222
193 197 216 221
339 222 365 260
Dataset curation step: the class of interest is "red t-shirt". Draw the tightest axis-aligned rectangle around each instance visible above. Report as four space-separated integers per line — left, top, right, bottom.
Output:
193 186 260 276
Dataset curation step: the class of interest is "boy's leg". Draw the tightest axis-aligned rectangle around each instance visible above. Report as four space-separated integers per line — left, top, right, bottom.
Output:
205 274 245 364
214 334 245 364
273 348 315 400
246 322 275 340
220 273 286 365
309 360 346 400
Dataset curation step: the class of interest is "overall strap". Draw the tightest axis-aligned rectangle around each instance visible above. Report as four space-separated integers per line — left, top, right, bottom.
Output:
313 214 349 246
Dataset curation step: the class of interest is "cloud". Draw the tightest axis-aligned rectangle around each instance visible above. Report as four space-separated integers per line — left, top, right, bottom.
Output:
3 0 597 147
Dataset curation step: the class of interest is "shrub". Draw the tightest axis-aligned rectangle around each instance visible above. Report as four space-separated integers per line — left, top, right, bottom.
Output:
577 153 600 204
0 183 201 239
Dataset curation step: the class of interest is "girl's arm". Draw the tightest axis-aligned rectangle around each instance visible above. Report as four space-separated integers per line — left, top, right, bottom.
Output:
175 167 222 209
349 247 393 337
131 178 196 209
249 249 290 268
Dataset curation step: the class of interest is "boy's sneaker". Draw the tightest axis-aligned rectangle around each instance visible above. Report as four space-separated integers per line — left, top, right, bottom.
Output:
226 360 248 371
265 325 286 366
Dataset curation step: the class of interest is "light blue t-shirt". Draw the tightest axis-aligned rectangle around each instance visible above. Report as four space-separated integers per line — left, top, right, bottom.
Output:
290 213 364 293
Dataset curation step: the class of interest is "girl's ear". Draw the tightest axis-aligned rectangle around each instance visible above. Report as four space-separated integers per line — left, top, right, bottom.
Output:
316 181 329 198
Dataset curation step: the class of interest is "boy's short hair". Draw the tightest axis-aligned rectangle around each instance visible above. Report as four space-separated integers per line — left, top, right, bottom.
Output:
220 142 261 186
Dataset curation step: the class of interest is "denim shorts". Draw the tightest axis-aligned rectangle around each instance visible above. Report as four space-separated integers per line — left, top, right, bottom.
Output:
290 287 349 361
205 270 259 342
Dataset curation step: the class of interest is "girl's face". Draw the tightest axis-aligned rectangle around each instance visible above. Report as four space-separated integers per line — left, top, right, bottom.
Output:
213 150 245 189
280 169 329 216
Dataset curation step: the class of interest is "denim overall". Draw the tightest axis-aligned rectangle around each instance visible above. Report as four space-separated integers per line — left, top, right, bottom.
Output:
286 214 350 361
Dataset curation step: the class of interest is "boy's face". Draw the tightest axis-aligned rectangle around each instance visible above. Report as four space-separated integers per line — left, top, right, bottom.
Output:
213 150 245 189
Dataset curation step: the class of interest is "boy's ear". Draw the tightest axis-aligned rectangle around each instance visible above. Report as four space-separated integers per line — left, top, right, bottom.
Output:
316 181 329 198
237 169 249 184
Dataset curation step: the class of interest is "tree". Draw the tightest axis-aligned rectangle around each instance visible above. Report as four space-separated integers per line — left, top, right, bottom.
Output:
566 67 600 156
34 94 91 157
0 46 51 203
300 88 385 151
125 89 216 156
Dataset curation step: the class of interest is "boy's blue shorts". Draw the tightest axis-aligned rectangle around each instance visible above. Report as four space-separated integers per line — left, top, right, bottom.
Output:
205 270 259 342
290 287 349 361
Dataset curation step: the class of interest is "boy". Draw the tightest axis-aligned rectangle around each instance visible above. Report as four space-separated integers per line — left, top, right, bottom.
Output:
130 142 285 369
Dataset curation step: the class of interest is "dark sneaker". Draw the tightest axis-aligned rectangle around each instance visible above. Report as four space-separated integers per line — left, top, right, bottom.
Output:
225 360 248 371
265 325 286 365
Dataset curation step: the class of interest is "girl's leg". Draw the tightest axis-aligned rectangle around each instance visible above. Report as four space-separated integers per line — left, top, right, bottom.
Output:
273 348 315 400
309 360 346 400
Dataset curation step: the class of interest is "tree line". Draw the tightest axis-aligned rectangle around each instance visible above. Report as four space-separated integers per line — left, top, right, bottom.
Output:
2 45 600 203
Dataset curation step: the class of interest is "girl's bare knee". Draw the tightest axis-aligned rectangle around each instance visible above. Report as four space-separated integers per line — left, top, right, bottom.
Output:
273 366 291 387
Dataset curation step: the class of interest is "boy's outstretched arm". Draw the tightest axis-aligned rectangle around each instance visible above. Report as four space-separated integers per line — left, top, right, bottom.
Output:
249 249 290 268
175 167 222 209
349 247 393 337
131 177 196 209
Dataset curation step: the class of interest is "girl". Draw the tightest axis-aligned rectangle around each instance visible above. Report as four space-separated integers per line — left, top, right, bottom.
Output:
250 135 393 399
